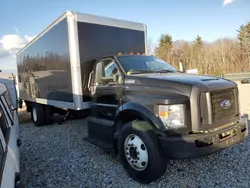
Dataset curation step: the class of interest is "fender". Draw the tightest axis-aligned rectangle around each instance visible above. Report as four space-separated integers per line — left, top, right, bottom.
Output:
114 102 166 137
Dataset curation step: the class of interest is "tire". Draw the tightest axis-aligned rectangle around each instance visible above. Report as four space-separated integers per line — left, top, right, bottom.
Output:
117 120 167 184
31 103 45 126
44 105 54 125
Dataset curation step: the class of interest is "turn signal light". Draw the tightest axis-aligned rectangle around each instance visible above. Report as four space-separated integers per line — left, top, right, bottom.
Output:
159 111 171 118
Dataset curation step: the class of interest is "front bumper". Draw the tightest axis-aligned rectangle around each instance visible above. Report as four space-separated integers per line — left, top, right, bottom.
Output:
159 117 248 159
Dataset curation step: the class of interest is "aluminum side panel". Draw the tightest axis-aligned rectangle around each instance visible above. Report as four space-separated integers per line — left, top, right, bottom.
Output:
67 13 83 110
23 98 91 110
17 18 74 104
75 12 146 31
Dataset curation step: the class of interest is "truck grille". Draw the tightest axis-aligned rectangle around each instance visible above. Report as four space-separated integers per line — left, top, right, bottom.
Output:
210 89 237 123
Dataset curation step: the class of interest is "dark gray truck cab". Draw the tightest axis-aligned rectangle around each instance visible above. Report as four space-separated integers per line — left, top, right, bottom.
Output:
86 54 248 183
16 11 248 184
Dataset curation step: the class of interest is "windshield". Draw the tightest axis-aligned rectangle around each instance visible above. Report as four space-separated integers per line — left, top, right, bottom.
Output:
117 55 177 74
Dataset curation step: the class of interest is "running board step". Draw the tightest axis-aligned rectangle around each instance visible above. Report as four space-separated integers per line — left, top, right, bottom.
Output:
87 117 114 143
83 137 113 151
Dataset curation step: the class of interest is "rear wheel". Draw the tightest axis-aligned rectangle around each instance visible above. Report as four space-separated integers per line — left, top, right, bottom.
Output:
117 120 167 184
44 105 54 125
31 103 45 126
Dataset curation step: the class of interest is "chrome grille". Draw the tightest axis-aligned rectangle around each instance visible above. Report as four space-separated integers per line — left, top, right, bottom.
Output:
210 89 237 123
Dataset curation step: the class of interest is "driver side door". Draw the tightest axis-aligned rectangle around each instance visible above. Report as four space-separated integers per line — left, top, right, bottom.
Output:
90 58 124 120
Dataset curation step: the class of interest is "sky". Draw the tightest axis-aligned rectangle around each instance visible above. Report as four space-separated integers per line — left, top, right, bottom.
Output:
0 0 249 73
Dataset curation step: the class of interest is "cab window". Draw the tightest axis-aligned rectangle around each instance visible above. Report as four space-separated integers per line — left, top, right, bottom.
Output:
0 107 8 141
104 61 117 77
4 92 14 114
1 95 13 121
0 97 12 126
0 124 6 184
0 143 4 161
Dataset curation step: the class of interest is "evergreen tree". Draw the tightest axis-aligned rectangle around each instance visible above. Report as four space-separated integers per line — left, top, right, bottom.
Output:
191 35 204 70
159 34 172 48
193 35 203 49
237 22 250 65
155 34 173 62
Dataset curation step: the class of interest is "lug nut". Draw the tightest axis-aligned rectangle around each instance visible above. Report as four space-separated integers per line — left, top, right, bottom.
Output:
131 143 134 146
135 160 137 163
126 152 129 155
128 144 131 147
128 157 131 160
137 157 139 160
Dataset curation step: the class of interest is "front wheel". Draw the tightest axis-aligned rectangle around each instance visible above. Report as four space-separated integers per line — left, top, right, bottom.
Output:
117 120 167 184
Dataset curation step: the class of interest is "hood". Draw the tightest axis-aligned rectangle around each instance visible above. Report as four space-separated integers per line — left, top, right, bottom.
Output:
131 73 237 91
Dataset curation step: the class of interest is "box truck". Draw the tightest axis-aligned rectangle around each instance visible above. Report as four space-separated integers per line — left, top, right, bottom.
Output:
16 11 248 184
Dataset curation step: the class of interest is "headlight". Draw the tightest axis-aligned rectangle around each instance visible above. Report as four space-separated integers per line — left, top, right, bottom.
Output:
158 104 186 129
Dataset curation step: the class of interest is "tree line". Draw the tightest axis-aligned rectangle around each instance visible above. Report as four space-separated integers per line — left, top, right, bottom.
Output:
153 21 250 76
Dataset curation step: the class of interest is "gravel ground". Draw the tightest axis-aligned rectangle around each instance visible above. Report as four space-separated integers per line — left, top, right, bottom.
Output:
19 83 250 188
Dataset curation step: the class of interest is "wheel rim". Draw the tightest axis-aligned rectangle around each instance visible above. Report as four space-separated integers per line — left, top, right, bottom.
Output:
32 107 37 122
124 134 148 171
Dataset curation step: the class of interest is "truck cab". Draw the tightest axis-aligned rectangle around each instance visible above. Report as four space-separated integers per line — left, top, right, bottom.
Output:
85 53 248 184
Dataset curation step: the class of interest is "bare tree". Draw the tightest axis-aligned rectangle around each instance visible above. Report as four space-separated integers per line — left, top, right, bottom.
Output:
154 21 250 75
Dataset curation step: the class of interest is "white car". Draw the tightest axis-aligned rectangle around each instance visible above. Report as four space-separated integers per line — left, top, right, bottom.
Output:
0 81 21 188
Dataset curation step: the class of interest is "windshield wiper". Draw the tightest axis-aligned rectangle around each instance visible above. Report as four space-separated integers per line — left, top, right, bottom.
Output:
128 69 156 74
154 69 177 73
127 69 178 75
